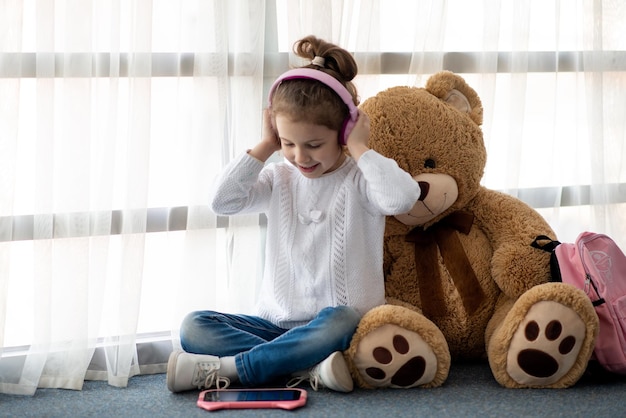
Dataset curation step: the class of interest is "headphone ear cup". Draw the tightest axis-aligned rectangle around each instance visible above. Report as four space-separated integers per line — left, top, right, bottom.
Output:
339 116 357 145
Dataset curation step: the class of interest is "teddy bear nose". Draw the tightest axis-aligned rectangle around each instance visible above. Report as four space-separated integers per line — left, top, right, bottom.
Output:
417 181 429 201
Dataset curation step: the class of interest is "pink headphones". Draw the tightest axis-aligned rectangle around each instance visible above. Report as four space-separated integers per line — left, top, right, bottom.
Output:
268 68 359 145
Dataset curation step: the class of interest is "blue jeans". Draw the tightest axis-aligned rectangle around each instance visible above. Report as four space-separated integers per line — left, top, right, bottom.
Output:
179 306 360 387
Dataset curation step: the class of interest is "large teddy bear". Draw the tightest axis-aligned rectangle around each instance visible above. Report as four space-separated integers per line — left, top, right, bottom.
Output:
345 71 599 389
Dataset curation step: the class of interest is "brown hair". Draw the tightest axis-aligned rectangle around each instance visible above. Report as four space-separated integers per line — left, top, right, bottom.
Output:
270 35 359 133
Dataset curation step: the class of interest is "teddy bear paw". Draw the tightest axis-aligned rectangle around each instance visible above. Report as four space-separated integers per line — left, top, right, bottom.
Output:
352 324 439 388
506 300 587 386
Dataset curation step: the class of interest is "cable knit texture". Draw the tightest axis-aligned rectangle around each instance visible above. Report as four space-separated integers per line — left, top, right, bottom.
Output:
210 150 420 328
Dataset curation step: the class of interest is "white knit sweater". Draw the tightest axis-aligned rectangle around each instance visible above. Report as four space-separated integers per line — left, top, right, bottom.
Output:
210 150 420 328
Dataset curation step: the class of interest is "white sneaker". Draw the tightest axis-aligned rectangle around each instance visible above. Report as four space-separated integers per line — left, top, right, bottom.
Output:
166 350 230 393
289 351 354 393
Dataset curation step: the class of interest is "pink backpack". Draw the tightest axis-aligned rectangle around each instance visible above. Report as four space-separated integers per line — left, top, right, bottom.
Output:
532 231 626 375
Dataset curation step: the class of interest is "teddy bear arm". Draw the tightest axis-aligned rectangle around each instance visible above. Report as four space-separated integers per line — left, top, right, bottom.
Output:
383 234 422 305
471 189 555 298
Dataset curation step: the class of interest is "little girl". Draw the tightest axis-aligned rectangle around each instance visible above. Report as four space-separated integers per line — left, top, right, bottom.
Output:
167 35 421 393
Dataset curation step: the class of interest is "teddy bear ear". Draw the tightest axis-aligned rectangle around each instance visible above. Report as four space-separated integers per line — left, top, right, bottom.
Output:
425 71 483 126
444 89 472 114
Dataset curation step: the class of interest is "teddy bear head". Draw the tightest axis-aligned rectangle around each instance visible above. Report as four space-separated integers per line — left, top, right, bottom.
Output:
361 71 486 228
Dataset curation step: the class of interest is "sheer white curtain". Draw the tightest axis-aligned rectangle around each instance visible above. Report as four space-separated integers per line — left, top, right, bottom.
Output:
0 0 267 395
465 0 626 247
1 0 624 396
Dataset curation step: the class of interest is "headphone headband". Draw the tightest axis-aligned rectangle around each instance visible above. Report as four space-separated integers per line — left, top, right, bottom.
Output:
268 68 358 145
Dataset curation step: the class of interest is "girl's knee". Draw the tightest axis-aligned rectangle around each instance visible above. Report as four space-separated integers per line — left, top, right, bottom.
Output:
322 306 361 332
320 306 361 350
179 310 218 352
180 311 202 334
337 305 361 324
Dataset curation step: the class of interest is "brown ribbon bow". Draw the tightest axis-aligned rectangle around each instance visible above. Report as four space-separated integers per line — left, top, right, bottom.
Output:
405 211 485 318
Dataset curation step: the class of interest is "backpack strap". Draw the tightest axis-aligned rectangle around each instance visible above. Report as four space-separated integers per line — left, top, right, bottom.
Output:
530 235 563 283
531 235 561 252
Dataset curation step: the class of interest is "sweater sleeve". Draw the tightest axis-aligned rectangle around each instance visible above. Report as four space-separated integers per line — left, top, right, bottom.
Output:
356 149 421 215
210 152 272 215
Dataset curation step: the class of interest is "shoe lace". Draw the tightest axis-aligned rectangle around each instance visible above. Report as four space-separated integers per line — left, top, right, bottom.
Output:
287 369 321 392
193 363 231 390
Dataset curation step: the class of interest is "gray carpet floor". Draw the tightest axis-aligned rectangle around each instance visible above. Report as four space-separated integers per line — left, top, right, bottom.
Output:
1 361 625 418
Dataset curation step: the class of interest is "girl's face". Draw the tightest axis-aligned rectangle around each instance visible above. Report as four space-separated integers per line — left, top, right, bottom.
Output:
275 114 345 179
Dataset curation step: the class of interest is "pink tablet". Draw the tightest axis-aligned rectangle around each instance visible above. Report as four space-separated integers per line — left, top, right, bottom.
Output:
197 388 307 411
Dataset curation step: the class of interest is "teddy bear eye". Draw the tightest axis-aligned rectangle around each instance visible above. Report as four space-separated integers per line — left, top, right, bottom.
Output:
424 159 436 169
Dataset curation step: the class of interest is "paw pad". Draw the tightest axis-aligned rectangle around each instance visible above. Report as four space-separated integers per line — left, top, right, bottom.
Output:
354 324 438 388
506 301 586 385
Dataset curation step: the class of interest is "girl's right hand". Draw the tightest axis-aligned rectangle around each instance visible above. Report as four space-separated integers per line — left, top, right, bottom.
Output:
248 108 282 162
261 108 282 152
